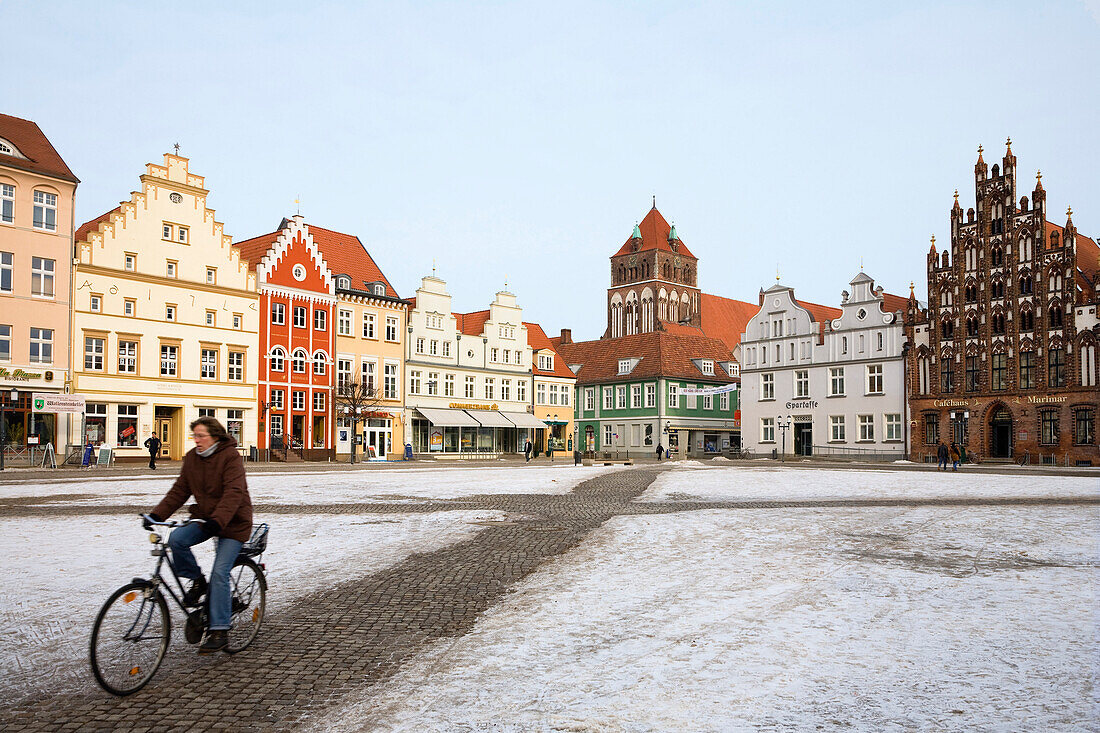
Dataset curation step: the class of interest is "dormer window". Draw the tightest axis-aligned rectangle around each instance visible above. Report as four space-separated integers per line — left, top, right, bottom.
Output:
700 359 714 375
0 137 26 158
617 358 632 374
373 283 386 296
337 276 350 289
538 353 554 371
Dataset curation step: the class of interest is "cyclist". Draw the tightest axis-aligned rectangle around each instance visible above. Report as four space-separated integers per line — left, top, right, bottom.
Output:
141 416 253 654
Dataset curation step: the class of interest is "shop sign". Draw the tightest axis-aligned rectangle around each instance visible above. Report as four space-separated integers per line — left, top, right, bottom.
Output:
429 429 443 451
792 415 812 423
681 383 738 396
786 400 818 410
1024 395 1068 404
0 367 45 382
33 393 87 413
448 402 499 411
934 399 970 408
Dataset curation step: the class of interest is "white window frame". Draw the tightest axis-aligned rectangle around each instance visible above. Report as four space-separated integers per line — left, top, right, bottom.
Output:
830 415 845 442
761 373 775 400
313 392 326 412
31 256 55 298
604 387 613 410
270 389 284 410
160 344 178 376
794 369 809 398
227 351 244 381
84 336 105 371
292 391 305 411
830 367 845 396
668 383 679 409
271 302 285 325
206 267 216 285
200 348 218 379
0 184 13 224
30 327 53 364
363 312 376 339
385 317 398 342
336 309 352 336
384 362 398 399
618 359 631 375
293 306 307 328
645 383 656 408
32 190 57 231
117 339 137 373
866 364 884 395
631 384 641 408
761 417 775 443
585 387 595 411
0 324 10 362
314 309 327 331
616 385 626 409
0 251 12 292
885 413 902 441
858 414 875 441
701 360 714 375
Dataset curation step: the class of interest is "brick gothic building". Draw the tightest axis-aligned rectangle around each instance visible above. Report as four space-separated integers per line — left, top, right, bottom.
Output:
905 141 1100 465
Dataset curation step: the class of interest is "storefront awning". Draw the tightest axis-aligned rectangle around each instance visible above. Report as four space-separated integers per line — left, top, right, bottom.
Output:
464 410 516 428
416 407 480 427
543 420 569 426
500 411 547 429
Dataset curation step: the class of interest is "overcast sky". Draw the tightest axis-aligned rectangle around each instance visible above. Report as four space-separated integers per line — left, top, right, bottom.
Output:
7 1 1098 341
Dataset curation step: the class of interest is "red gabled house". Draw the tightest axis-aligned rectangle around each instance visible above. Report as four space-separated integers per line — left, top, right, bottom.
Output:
235 216 336 460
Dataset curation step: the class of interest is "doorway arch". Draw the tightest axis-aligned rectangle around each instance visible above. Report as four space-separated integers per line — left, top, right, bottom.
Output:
988 405 1013 459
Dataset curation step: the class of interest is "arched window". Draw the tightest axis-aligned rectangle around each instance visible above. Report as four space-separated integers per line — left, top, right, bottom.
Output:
966 316 980 338
1049 304 1064 328
270 347 286 372
990 246 1004 266
1019 275 1033 295
313 351 328 375
990 279 1005 299
1019 308 1034 332
1019 234 1033 262
1050 231 1060 248
940 319 954 339
292 349 307 373
991 313 1005 335
965 284 977 303
1049 272 1062 292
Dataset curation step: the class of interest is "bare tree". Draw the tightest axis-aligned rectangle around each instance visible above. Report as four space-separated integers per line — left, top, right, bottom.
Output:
334 368 387 464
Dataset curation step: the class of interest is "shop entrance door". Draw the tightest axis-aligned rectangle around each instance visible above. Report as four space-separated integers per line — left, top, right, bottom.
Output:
154 406 176 459
366 428 389 459
989 408 1012 458
291 415 305 450
794 423 813 456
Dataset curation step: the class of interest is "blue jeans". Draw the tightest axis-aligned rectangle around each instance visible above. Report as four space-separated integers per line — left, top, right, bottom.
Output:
167 522 243 631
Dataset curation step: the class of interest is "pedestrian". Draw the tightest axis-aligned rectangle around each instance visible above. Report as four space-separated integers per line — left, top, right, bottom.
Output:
547 441 555 462
574 447 581 465
950 442 961 471
959 444 967 464
655 442 664 461
523 438 532 463
937 440 949 471
141 416 253 655
144 431 162 470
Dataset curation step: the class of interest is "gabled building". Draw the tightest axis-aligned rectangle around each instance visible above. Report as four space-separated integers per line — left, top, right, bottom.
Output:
526 321 576 453
905 142 1099 465
404 276 545 456
738 274 908 459
0 114 79 455
556 205 757 458
235 216 336 460
328 232 406 460
73 153 257 461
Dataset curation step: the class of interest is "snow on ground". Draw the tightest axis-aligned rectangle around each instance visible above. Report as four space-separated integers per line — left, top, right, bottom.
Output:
0 508 506 702
320 504 1099 731
0 463 621 506
639 464 1099 502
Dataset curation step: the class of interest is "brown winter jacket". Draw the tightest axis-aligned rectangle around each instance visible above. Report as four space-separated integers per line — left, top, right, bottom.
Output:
151 438 253 542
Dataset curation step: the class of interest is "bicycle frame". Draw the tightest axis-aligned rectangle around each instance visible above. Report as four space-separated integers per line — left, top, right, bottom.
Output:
142 520 208 615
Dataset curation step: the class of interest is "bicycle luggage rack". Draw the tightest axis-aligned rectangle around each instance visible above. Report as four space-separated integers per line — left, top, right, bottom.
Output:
240 523 269 557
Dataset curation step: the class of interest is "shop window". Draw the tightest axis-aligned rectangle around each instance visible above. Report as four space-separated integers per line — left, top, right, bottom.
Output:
117 405 138 447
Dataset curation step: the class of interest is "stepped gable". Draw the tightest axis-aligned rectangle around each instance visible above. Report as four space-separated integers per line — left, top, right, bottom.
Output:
525 322 576 378
555 331 734 385
233 230 282 271
76 209 118 243
0 113 78 183
1043 220 1100 298
612 206 696 259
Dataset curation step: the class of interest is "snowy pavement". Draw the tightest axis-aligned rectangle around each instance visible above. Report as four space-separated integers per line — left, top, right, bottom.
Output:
321 503 1099 732
0 463 624 505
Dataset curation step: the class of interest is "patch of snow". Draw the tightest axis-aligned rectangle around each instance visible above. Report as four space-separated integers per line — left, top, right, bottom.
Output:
0 509 505 702
638 466 1098 502
320 504 1099 731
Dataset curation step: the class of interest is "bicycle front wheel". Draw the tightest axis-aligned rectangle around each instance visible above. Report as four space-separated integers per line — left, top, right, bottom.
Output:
90 582 171 695
225 557 266 654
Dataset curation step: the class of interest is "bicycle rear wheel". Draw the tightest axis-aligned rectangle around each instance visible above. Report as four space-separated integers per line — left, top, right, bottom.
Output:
224 557 266 654
89 582 171 695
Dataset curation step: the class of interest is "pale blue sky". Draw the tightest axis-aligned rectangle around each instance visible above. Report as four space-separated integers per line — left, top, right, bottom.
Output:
7 1 1098 340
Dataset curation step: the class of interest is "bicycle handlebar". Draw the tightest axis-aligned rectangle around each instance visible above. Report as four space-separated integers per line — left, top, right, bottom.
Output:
144 518 206 529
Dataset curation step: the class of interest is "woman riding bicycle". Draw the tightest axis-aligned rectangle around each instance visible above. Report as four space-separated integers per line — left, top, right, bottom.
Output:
141 416 253 654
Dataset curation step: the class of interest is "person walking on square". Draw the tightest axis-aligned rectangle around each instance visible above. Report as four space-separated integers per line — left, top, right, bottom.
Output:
937 440 949 471
523 438 532 463
144 432 162 470
547 441 555 462
950 442 961 471
141 416 253 655
655 442 664 461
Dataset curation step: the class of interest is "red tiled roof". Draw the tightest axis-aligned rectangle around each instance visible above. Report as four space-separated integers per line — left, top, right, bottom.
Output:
698 293 760 351
0 114 78 183
525 322 576 379
308 224 398 298
794 298 843 325
233 220 398 298
1044 221 1099 301
612 207 696 259
233 230 281 272
75 208 118 243
454 310 490 337
556 331 736 385
881 292 909 315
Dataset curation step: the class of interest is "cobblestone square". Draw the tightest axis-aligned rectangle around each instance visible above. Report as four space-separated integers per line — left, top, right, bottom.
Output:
1 462 1096 731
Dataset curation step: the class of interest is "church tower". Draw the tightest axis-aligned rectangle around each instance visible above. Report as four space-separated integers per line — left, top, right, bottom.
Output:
604 205 701 338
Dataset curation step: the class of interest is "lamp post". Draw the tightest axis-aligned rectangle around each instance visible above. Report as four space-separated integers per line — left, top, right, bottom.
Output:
777 415 792 462
259 400 272 462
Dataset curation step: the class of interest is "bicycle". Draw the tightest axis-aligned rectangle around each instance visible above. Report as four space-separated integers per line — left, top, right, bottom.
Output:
89 519 269 696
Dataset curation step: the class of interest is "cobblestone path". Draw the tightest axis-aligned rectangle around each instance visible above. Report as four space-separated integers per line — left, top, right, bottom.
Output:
2 467 1097 732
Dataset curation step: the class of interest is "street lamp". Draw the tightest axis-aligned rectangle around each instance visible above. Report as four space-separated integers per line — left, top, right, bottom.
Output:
777 415 792 462
1 389 18 472
259 400 273 462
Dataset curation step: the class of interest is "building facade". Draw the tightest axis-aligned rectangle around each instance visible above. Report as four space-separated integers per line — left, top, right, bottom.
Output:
404 277 545 456
329 232 406 460
0 114 79 456
557 206 753 457
235 217 336 461
905 142 1099 465
739 275 908 459
72 154 258 461
527 322 576 453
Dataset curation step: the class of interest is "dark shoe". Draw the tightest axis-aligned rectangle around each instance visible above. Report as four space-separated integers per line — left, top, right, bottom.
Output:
182 577 208 607
198 629 228 655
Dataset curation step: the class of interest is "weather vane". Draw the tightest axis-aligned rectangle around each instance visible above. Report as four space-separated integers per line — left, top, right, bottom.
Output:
173 142 180 155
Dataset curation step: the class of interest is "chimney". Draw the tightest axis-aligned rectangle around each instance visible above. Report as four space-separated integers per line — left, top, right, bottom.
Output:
559 328 572 345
